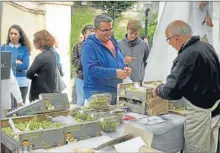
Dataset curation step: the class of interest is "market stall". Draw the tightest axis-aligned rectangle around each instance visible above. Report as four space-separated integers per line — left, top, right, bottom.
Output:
1 81 186 153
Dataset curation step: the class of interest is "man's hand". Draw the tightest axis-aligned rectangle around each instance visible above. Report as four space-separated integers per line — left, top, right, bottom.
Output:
124 56 133 64
152 87 157 97
17 102 24 107
124 67 132 76
116 69 128 79
16 60 23 64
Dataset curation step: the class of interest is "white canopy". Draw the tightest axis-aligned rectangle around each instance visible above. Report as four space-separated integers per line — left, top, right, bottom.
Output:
144 2 220 82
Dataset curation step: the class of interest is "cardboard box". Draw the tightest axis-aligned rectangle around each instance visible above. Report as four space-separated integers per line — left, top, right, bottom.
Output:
117 81 168 116
147 97 169 116
5 93 70 117
1 111 101 151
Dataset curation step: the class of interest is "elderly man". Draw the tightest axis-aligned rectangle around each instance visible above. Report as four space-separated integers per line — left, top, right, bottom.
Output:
72 24 95 106
153 20 220 153
119 20 150 82
81 14 132 105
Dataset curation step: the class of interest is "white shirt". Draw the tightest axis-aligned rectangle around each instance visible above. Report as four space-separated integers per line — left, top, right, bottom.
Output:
9 42 21 48
1 69 23 118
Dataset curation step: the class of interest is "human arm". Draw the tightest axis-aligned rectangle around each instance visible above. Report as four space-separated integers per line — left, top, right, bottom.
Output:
16 48 30 70
26 55 44 79
155 52 199 100
81 43 126 79
9 69 24 105
71 43 81 68
143 42 150 68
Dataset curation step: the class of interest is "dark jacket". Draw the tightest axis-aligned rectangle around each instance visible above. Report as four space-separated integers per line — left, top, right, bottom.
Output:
118 35 150 82
156 36 220 115
52 48 64 76
72 41 84 80
26 49 56 101
81 35 125 99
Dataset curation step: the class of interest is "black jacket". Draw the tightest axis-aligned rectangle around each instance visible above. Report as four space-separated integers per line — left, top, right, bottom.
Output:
71 41 84 80
27 49 56 101
156 36 220 115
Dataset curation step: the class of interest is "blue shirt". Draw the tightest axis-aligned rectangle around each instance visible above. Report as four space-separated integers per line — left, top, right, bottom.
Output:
81 35 125 99
1 44 30 87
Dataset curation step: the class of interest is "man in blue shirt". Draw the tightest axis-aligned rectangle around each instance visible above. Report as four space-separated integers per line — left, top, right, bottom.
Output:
81 14 132 105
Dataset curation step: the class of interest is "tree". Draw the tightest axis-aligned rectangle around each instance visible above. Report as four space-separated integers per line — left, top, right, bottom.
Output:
92 1 136 19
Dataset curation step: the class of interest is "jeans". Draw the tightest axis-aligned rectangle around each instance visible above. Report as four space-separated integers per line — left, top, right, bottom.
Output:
71 79 77 104
75 78 85 106
20 87 28 103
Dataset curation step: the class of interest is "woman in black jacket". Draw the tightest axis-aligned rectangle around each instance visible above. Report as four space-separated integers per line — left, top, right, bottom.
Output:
26 30 56 101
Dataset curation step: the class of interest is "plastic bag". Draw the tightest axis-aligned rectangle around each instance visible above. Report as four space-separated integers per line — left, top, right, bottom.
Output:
123 76 132 83
47 115 77 125
87 93 111 110
8 118 22 134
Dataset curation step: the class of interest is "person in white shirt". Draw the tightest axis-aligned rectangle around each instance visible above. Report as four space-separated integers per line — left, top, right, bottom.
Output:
1 69 24 118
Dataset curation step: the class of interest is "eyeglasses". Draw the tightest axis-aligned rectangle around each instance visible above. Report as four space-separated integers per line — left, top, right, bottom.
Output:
97 28 113 33
166 35 180 42
166 35 175 42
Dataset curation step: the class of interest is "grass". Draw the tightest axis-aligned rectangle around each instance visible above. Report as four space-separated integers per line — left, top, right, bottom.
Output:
70 7 99 78
69 6 157 77
113 17 127 40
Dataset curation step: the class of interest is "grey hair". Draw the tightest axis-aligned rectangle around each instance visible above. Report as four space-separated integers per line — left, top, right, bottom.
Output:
167 21 193 37
94 14 113 28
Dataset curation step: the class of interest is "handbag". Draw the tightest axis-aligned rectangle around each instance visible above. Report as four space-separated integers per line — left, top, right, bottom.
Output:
54 67 66 93
50 48 66 92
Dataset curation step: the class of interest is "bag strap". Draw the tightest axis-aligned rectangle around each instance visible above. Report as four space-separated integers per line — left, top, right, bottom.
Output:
49 48 59 82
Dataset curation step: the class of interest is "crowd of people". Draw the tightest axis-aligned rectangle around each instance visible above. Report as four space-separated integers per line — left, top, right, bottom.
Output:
1 25 65 117
1 13 220 153
72 14 150 105
71 14 220 153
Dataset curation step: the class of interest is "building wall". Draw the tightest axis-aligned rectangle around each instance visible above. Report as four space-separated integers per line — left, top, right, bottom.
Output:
1 2 73 103
1 2 45 59
44 3 72 101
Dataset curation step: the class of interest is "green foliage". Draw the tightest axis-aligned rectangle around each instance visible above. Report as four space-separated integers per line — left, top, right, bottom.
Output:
70 7 98 78
147 13 158 47
148 23 157 47
92 1 135 19
113 17 127 40
69 5 158 77
139 13 158 48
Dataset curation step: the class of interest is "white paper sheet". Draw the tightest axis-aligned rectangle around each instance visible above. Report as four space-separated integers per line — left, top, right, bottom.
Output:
139 116 167 125
114 137 145 153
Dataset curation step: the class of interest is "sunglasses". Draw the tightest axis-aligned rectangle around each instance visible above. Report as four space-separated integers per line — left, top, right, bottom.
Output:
86 26 95 29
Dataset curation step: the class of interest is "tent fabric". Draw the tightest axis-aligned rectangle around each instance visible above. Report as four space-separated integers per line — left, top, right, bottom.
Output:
144 2 220 82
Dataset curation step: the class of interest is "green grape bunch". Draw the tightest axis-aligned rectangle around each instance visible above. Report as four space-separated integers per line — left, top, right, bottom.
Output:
2 127 14 137
74 109 96 122
100 116 119 133
2 119 64 137
88 96 111 110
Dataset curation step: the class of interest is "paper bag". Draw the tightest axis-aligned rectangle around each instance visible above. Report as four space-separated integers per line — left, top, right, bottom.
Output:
147 96 169 116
